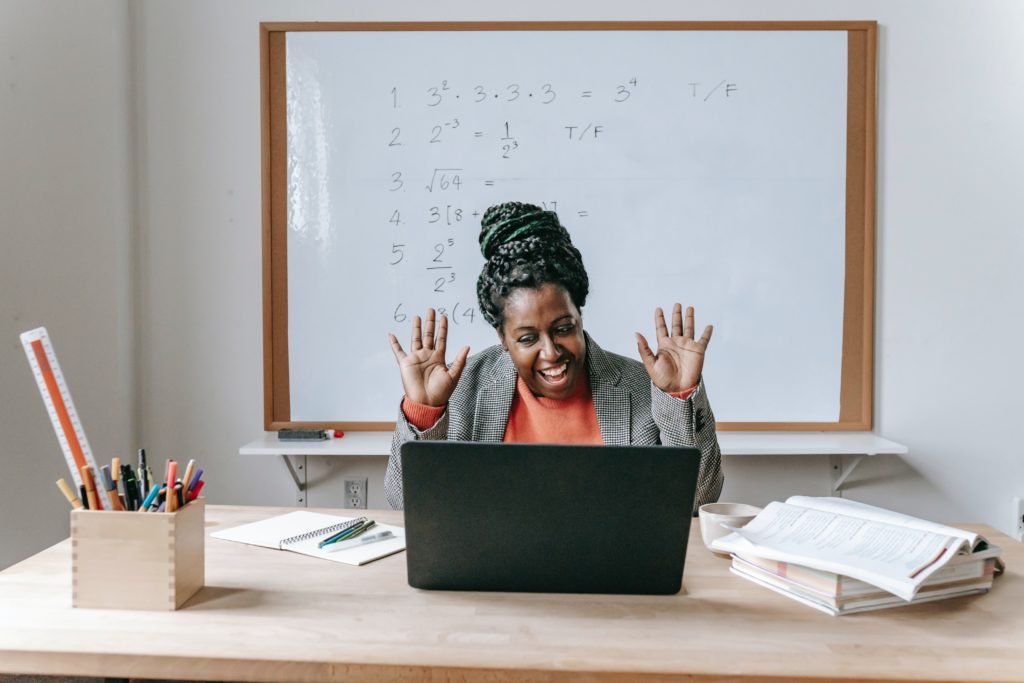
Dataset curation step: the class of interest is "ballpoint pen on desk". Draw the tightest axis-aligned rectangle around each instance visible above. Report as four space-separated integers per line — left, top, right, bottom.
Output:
326 530 394 553
317 518 372 548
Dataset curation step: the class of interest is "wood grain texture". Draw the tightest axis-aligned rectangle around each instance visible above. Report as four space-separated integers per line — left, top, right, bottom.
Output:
70 499 204 610
5 504 1021 682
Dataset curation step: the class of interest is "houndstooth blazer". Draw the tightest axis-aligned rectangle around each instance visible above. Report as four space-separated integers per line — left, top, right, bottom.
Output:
385 332 724 512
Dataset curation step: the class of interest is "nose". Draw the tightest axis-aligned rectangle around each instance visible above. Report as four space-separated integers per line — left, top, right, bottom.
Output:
539 335 560 361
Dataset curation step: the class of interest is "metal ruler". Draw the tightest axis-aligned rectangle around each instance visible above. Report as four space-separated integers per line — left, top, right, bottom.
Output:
20 327 99 488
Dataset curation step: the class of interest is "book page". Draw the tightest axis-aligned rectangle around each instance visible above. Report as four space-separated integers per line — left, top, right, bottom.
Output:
712 501 969 600
786 496 980 548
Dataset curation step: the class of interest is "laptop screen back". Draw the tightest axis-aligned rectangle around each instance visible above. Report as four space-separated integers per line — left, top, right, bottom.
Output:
400 441 700 595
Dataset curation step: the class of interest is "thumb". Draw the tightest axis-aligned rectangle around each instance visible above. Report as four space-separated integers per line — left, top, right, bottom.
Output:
448 346 471 383
635 333 657 375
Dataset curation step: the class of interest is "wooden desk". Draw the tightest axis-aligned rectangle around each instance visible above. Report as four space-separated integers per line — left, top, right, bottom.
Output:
0 506 1020 683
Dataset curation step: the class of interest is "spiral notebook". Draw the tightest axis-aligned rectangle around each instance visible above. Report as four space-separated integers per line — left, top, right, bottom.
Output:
211 511 406 566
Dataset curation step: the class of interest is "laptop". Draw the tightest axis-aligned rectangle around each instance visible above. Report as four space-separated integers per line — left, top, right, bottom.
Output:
400 441 700 595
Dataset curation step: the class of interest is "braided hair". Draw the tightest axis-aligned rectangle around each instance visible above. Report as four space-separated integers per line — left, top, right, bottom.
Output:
476 202 590 329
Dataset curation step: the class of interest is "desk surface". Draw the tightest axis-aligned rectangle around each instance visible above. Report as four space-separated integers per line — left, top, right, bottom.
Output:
1 505 1019 683
240 431 910 456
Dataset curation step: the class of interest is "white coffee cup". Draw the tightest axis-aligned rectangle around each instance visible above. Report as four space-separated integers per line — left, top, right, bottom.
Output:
698 502 763 554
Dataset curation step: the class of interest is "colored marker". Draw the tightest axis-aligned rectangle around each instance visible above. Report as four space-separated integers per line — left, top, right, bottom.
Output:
140 484 160 511
165 461 178 512
138 448 149 497
100 465 125 511
81 466 103 511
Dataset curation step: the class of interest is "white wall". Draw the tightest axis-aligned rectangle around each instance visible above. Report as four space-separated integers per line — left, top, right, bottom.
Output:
4 0 1023 569
0 0 135 569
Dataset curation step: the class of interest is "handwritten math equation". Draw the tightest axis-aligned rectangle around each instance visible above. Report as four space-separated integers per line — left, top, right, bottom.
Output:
379 76 736 326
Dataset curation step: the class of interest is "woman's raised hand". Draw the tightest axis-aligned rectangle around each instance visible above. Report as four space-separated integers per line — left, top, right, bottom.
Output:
635 304 713 394
388 308 470 407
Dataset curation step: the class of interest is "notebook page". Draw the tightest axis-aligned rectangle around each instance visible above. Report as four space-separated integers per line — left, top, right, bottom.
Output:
211 511 355 549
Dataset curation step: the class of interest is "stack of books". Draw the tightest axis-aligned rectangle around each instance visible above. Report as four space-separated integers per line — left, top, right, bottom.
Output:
711 496 1003 616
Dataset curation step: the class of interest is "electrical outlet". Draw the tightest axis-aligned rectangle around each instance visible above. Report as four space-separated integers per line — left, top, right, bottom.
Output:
344 478 368 509
1015 497 1024 543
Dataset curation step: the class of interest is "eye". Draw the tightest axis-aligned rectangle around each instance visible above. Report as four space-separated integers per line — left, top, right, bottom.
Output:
554 323 576 335
516 334 537 345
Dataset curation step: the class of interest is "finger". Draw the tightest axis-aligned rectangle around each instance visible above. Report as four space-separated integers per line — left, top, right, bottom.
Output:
654 307 669 340
447 346 471 383
672 303 684 337
410 315 422 350
635 332 657 374
697 324 713 348
435 314 449 357
388 333 407 362
423 308 436 350
684 305 695 339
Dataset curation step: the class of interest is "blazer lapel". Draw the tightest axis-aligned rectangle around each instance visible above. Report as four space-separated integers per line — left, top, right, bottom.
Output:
586 334 632 445
472 350 517 442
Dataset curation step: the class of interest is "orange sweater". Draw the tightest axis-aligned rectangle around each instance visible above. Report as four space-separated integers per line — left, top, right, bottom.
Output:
401 379 696 443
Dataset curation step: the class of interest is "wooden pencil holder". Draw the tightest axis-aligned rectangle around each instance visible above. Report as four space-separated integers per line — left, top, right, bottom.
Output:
71 498 205 610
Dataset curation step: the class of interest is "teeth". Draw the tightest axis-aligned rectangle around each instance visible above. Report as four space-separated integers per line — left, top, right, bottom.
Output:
540 364 567 379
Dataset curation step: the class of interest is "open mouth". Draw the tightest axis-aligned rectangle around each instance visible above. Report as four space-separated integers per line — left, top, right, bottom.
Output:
537 361 570 385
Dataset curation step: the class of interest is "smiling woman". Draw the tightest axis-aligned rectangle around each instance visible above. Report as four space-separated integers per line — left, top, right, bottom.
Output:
385 202 724 511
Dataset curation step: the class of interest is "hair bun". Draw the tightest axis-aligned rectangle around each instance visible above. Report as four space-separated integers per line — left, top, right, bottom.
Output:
478 201 568 260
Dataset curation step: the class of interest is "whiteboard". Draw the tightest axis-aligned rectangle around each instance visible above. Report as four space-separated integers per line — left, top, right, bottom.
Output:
265 24 875 429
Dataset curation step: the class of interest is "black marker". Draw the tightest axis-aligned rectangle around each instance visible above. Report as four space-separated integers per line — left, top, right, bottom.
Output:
138 448 149 498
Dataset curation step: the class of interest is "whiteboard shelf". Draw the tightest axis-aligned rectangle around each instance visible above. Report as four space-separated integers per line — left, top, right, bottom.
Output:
240 431 907 458
241 431 906 500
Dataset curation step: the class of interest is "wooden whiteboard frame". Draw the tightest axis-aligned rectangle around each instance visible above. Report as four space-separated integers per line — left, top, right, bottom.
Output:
260 21 877 432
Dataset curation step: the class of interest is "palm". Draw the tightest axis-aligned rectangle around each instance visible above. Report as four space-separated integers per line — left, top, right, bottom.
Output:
398 349 457 406
636 305 713 394
389 309 469 407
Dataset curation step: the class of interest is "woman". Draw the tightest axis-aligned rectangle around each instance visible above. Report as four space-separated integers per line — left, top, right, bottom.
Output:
385 202 723 510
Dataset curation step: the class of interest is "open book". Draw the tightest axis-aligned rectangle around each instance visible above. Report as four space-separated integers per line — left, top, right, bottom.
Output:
211 511 406 566
709 496 998 601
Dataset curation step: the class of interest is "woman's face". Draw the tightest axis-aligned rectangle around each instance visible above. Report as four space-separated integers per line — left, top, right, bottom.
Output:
497 283 587 400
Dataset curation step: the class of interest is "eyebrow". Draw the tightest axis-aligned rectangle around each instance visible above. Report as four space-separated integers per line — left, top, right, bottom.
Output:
511 314 574 333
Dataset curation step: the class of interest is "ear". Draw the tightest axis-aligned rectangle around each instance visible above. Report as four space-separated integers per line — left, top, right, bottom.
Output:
495 326 508 352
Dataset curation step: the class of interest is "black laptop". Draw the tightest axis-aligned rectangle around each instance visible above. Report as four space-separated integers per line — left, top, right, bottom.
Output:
400 441 700 595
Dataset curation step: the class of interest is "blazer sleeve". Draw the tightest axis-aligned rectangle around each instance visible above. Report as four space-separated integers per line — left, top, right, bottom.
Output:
650 376 724 511
384 403 449 510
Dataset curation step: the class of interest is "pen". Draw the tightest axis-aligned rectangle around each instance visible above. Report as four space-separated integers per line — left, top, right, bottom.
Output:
165 461 178 512
187 468 204 493
100 465 125 511
180 460 195 500
120 464 138 510
326 530 394 553
56 478 83 509
317 518 369 548
138 448 149 497
140 484 160 511
81 466 102 511
188 480 205 501
79 483 89 509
